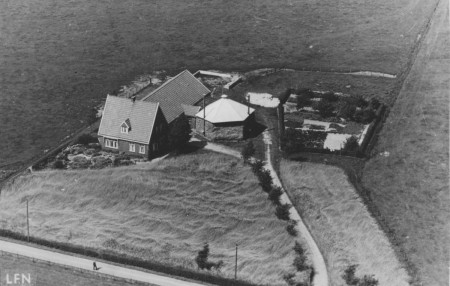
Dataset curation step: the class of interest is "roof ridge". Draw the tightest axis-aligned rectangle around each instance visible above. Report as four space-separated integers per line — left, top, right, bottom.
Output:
141 70 191 101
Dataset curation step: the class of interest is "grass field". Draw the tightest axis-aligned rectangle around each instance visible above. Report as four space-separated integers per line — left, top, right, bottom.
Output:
0 0 439 168
362 1 449 285
280 160 409 286
0 151 299 285
0 251 147 286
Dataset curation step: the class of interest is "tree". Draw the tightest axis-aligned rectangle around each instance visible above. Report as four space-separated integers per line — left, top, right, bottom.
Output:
195 243 210 269
296 94 312 109
337 101 356 119
343 136 359 152
241 140 255 162
322 91 339 102
168 114 191 151
315 100 334 118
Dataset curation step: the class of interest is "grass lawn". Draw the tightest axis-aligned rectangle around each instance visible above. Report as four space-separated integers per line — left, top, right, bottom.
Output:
0 151 299 286
0 251 147 286
362 1 450 285
280 160 409 286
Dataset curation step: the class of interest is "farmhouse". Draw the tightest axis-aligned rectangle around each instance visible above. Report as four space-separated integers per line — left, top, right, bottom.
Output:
195 95 255 140
97 95 167 158
98 70 211 158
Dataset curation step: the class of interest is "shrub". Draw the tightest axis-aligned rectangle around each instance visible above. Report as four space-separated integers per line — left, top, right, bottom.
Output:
195 243 224 271
337 101 356 119
322 91 339 102
241 141 255 162
286 220 298 236
343 136 360 152
368 98 381 110
275 203 292 221
344 95 367 108
293 242 309 271
53 160 65 169
76 134 98 146
316 101 334 118
342 265 359 285
359 275 379 286
283 273 296 286
268 186 283 204
251 160 264 173
293 241 306 256
296 95 312 109
168 114 191 151
342 265 378 286
293 255 309 271
196 243 210 269
257 169 273 193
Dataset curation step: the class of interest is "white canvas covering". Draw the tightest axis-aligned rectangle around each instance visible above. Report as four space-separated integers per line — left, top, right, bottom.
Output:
196 95 255 123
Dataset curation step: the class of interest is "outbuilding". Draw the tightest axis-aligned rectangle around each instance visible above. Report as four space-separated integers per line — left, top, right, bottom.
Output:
195 95 255 140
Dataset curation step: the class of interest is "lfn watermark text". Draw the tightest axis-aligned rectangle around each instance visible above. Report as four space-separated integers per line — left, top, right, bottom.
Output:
1 270 36 286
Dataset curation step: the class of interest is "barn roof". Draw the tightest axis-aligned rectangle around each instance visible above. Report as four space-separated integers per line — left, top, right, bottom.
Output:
140 70 210 123
98 95 159 144
196 95 255 123
181 104 201 117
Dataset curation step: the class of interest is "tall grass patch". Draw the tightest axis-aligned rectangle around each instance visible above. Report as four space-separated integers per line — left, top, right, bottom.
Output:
0 152 296 285
280 160 409 286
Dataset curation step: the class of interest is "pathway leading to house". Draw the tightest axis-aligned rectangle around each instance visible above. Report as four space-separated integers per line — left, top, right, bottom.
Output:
262 131 329 286
202 136 329 286
0 240 206 286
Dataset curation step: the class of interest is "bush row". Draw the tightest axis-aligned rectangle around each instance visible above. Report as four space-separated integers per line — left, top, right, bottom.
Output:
0 229 258 286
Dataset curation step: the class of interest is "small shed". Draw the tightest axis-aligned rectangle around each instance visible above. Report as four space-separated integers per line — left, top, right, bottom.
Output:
195 95 255 140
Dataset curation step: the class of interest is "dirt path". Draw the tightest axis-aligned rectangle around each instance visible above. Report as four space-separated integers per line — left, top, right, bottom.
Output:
0 239 206 286
203 137 329 286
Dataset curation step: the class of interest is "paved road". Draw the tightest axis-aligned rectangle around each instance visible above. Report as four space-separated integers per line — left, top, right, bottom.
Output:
0 240 206 286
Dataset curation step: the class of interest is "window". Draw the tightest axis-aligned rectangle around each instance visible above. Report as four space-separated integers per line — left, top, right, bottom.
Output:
105 138 118 149
121 126 128 134
152 143 156 151
129 143 135 152
139 145 145 154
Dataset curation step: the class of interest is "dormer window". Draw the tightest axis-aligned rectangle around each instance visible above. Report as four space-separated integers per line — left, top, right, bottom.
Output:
121 119 131 134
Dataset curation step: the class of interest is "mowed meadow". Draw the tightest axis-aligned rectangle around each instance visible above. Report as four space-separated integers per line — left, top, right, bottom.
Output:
0 0 439 166
280 160 409 286
0 152 298 285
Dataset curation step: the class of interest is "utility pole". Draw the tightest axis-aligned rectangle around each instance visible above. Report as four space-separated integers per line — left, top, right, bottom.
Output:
26 199 29 242
235 244 238 280
203 95 206 136
247 94 250 115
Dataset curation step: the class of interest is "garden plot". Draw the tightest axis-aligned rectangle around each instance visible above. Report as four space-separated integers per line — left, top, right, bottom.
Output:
282 89 380 153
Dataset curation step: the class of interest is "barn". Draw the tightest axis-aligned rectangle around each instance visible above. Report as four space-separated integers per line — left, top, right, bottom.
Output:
195 95 255 140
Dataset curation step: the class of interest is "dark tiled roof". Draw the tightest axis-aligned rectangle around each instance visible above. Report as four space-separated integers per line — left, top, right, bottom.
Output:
98 95 159 144
181 104 201 117
141 70 210 123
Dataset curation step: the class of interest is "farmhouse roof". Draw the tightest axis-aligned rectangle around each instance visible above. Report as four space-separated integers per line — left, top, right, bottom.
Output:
98 95 159 144
181 104 201 117
141 70 210 123
196 95 255 123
